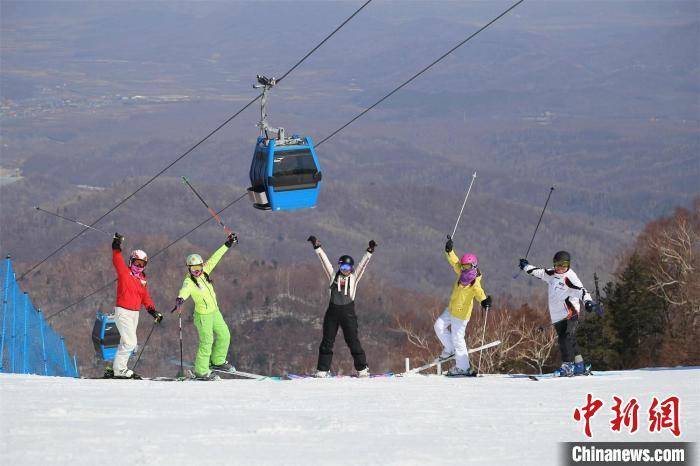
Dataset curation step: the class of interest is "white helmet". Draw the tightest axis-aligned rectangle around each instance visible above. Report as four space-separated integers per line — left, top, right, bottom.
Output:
130 250 148 264
186 254 203 266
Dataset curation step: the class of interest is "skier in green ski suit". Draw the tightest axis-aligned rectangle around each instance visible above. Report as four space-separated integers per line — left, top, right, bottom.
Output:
176 233 237 380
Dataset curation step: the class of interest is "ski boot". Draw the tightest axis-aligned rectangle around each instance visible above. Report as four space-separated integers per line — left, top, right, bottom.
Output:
445 366 477 377
194 371 221 381
103 367 114 379
314 370 331 378
438 350 455 362
113 369 142 380
556 362 575 377
357 367 370 378
574 359 591 376
210 361 235 373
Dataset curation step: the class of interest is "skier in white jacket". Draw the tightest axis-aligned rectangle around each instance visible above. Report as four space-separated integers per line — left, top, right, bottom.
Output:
519 251 599 376
307 235 375 378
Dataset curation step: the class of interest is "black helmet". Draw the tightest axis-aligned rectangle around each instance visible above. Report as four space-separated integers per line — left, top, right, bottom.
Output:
553 250 571 265
338 255 354 266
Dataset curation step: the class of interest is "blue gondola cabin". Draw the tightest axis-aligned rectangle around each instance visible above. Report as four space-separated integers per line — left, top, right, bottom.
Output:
247 134 322 211
91 312 122 361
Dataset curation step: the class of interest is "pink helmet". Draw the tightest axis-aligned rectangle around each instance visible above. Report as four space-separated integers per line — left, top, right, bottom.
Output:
460 253 477 267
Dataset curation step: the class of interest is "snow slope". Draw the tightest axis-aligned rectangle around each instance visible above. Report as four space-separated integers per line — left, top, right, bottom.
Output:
1 368 698 466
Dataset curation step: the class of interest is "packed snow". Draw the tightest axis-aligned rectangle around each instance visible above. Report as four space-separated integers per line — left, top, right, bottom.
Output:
1 368 697 465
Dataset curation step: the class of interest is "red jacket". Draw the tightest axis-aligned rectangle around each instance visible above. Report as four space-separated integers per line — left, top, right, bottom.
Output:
113 249 155 312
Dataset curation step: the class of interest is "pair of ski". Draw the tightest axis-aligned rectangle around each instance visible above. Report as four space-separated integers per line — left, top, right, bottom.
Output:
177 362 272 381
287 372 395 380
507 364 593 381
400 340 502 376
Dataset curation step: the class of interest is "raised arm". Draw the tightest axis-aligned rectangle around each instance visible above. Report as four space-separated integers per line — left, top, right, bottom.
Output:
444 237 461 274
316 248 334 280
355 240 376 283
520 258 552 282
445 250 461 275
308 236 334 280
111 233 129 276
204 233 237 275
203 244 229 275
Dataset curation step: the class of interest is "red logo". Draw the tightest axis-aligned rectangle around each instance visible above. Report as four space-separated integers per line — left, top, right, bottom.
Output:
574 394 681 438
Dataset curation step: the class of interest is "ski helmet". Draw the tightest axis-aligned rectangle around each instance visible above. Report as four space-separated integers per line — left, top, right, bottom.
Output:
553 250 571 266
460 253 478 267
338 255 354 267
186 254 204 267
130 250 148 264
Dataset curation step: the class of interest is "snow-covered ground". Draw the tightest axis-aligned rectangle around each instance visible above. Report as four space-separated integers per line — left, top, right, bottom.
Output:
1 368 698 465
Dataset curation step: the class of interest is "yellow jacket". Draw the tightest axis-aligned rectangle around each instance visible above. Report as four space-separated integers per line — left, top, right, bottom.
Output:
446 250 487 320
177 244 229 315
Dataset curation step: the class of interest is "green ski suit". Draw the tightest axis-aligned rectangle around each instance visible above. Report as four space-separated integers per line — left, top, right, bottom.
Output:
177 244 232 376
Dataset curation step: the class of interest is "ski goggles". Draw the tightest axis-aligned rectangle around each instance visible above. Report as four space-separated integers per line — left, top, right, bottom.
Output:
553 260 570 269
460 263 475 270
131 259 147 268
188 264 204 272
339 264 353 273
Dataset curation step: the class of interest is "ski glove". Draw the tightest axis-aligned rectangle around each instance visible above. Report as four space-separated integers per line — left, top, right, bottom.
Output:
445 236 453 253
518 258 529 270
112 233 124 251
481 295 492 310
225 233 238 248
307 235 321 249
147 308 163 324
175 297 185 307
367 240 377 253
585 300 604 317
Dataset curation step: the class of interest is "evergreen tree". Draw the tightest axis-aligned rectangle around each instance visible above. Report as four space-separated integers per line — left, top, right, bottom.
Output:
591 254 665 368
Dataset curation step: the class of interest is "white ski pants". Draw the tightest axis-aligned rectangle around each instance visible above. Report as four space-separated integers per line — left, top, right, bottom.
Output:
434 308 470 370
113 307 139 376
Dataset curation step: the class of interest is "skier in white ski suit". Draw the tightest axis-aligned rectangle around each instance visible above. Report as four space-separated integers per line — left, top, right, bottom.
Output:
519 251 598 376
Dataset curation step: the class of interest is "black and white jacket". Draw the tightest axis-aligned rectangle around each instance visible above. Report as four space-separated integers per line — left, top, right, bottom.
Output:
314 247 372 302
524 264 592 323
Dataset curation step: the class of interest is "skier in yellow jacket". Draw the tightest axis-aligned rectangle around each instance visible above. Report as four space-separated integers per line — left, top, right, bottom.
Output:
434 237 492 377
176 233 237 380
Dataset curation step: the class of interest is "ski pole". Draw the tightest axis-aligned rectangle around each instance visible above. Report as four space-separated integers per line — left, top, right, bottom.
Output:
449 171 477 241
513 186 555 279
34 206 111 236
593 272 605 316
132 321 157 372
181 177 233 235
170 304 184 377
476 306 490 375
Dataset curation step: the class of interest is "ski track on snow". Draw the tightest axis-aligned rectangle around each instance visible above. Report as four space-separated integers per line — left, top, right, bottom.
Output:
0 368 698 466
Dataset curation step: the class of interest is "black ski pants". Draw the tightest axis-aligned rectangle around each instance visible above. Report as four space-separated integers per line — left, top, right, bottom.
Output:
317 301 367 372
554 316 579 363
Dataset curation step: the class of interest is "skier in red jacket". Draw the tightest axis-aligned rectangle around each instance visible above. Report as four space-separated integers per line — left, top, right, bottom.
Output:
106 233 162 379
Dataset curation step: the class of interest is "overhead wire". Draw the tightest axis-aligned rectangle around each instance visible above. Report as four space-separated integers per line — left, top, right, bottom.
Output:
20 0 374 281
316 0 525 148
